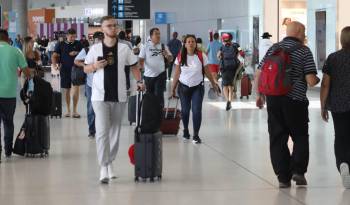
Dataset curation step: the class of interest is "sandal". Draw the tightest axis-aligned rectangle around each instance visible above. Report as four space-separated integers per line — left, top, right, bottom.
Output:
65 113 71 118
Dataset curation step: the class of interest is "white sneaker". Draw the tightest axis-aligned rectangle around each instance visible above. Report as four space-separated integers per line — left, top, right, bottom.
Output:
340 163 350 189
99 166 109 184
108 164 117 179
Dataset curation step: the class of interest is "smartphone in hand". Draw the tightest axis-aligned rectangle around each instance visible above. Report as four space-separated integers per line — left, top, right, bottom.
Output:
97 56 104 61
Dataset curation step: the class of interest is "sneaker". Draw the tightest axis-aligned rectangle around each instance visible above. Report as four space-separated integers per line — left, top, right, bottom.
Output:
279 181 291 189
88 133 95 139
108 164 117 179
225 101 232 111
192 136 202 144
340 163 350 189
99 166 109 184
292 174 307 186
183 130 190 141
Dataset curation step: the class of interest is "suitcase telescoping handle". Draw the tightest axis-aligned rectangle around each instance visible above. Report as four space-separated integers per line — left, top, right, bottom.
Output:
165 96 180 119
135 91 144 139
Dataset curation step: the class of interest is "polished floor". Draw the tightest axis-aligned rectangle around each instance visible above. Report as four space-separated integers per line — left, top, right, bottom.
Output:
0 80 349 205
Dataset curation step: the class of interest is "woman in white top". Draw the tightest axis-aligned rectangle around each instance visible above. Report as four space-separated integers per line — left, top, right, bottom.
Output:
171 35 220 144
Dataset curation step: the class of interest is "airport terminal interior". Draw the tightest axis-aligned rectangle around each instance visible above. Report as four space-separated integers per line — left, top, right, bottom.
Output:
1 0 350 204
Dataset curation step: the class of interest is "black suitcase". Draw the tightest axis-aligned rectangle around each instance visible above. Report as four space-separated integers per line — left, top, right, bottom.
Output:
51 74 62 118
25 114 50 157
134 91 163 182
128 95 137 125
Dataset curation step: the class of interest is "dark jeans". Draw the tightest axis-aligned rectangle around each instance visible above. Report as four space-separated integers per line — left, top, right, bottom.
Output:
178 82 204 136
125 66 131 90
144 72 166 107
85 85 95 135
332 111 350 172
0 98 17 156
266 96 309 183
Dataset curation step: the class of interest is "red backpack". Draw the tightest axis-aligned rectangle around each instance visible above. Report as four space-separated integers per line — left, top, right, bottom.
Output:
258 44 302 96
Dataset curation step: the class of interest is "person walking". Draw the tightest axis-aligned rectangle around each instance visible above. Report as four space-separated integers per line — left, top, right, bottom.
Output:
167 32 182 80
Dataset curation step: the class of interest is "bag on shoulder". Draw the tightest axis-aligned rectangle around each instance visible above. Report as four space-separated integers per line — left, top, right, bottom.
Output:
258 44 302 96
220 44 239 71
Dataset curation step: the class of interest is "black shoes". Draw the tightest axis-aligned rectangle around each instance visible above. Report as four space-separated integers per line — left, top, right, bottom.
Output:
183 129 190 141
226 101 232 111
279 181 291 189
192 136 202 144
292 174 307 186
88 133 95 139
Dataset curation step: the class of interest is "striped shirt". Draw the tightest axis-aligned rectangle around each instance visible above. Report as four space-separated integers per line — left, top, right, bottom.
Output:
258 37 317 101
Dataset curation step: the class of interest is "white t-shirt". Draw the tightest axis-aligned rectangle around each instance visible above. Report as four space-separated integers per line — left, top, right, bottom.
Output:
175 53 208 87
84 42 138 102
259 38 273 63
139 41 172 78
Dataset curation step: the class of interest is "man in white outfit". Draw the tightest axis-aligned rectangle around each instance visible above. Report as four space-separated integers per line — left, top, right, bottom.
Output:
259 32 273 63
84 16 144 184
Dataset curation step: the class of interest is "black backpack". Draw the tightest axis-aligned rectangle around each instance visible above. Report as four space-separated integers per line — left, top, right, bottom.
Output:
138 92 162 134
220 44 239 71
29 76 53 116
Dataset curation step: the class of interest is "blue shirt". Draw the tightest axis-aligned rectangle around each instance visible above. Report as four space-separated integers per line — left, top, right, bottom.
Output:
206 40 222 65
75 48 93 87
167 38 182 57
54 41 83 72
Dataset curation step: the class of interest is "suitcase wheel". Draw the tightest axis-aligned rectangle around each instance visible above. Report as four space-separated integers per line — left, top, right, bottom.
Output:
158 175 162 180
240 96 243 99
150 177 154 183
134 177 139 182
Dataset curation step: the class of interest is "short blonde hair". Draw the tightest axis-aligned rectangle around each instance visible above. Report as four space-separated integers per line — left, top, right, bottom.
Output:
341 27 350 49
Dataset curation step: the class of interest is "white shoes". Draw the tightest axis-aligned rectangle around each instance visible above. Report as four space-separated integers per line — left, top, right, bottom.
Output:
108 164 117 179
340 163 350 189
99 164 117 184
99 166 109 184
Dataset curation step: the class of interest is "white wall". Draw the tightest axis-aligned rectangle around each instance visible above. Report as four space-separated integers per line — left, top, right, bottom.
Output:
147 0 250 47
54 4 107 19
307 0 337 63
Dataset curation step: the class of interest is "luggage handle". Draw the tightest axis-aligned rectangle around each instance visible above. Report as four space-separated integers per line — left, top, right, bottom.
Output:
165 96 180 119
135 91 144 142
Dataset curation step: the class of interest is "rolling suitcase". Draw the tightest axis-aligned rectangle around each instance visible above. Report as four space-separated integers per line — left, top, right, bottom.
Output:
160 97 181 135
25 114 50 157
51 74 62 118
240 73 252 99
134 91 163 182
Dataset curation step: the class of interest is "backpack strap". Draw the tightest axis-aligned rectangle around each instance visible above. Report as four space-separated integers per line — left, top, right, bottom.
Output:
196 50 205 82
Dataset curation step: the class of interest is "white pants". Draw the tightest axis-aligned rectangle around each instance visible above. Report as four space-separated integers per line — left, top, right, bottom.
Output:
92 101 126 166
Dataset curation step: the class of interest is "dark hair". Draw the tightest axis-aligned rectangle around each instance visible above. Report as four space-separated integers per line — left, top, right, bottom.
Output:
213 33 219 40
180 35 197 67
100 15 115 24
196 38 203 44
135 36 141 45
67 28 76 35
0 29 9 41
150 28 160 37
24 36 33 43
118 31 126 40
341 26 350 50
93 31 104 40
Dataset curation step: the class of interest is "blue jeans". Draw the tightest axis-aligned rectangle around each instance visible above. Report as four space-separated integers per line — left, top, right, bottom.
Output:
144 71 166 107
85 85 96 135
0 98 17 156
177 83 204 136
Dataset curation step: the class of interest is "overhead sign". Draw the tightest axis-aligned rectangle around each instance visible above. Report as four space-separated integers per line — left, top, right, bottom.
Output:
155 12 175 24
108 0 150 19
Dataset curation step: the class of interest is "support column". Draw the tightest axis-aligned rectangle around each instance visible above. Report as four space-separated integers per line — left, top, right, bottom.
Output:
337 0 350 49
12 0 27 36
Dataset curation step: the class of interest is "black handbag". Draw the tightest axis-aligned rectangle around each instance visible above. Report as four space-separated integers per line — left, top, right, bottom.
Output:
71 65 86 86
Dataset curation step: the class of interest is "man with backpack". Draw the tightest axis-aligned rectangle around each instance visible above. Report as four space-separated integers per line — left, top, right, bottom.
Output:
218 33 241 111
139 28 173 107
255 21 320 188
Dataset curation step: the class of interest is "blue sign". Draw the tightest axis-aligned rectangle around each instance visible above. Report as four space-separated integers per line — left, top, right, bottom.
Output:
155 12 167 24
155 12 175 24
